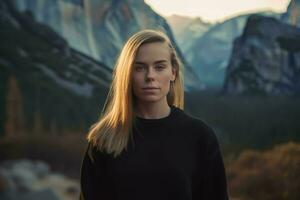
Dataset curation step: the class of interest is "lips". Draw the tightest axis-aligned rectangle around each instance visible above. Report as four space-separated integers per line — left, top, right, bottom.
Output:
142 87 159 90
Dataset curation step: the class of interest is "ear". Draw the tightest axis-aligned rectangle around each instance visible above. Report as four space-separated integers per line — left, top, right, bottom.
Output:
171 67 176 81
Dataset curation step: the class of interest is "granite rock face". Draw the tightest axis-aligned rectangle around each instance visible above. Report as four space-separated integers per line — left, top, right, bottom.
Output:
0 0 111 135
223 15 300 95
13 0 201 90
166 15 212 53
183 12 280 88
281 0 300 27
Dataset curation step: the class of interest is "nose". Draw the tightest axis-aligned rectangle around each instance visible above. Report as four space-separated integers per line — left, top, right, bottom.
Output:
145 67 155 81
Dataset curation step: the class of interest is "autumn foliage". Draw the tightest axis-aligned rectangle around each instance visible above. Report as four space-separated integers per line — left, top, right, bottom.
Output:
228 142 300 200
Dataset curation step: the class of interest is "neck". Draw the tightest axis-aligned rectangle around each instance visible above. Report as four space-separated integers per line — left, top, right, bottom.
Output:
135 101 171 119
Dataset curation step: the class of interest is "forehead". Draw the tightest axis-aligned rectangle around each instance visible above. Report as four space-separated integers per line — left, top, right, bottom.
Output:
135 42 170 62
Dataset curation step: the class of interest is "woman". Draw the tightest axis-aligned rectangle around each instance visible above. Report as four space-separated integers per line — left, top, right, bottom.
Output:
80 29 229 200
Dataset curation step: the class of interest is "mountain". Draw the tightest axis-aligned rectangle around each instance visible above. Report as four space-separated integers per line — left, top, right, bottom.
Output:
166 15 212 52
223 15 300 95
281 0 300 27
13 0 201 90
0 0 111 136
184 11 280 89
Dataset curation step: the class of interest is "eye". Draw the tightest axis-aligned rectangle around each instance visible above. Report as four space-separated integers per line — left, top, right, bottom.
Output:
134 65 146 72
155 64 166 71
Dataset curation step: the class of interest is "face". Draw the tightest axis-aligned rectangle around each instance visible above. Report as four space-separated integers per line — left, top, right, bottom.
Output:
132 42 176 105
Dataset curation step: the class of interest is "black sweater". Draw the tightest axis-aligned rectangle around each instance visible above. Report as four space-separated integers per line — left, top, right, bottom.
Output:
80 106 229 200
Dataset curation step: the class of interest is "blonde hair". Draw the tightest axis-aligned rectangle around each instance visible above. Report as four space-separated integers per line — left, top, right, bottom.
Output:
87 29 184 157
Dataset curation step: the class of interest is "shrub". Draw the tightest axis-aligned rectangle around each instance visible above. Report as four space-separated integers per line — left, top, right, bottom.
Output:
228 142 300 200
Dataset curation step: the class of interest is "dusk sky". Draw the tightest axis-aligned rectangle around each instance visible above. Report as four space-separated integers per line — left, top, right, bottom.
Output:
145 0 291 22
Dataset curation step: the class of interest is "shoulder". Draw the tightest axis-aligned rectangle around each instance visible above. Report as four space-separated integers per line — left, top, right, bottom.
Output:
172 106 219 146
84 142 109 164
173 106 214 133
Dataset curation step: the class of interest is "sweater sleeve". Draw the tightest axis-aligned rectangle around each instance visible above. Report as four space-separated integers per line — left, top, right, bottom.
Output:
79 143 107 200
194 125 229 200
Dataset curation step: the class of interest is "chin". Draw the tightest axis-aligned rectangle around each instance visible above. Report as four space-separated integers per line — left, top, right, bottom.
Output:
140 98 161 103
137 96 164 104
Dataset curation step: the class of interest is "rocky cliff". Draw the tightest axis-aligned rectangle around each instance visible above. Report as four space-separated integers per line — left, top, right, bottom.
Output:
184 12 280 89
13 0 201 90
223 15 300 95
281 0 300 27
0 0 111 135
166 15 212 53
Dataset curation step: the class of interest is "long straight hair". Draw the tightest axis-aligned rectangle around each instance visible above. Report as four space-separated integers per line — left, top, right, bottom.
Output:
87 29 184 157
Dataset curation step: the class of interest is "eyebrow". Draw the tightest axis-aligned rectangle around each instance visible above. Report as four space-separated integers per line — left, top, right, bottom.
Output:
134 60 168 65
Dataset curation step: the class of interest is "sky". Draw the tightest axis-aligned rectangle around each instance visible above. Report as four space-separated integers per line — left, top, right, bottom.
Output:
145 0 291 23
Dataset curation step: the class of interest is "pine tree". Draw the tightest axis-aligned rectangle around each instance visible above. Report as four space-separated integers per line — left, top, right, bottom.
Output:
33 110 44 135
4 75 26 137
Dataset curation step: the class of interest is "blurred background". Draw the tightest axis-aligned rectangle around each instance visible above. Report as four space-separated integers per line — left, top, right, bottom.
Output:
0 0 300 199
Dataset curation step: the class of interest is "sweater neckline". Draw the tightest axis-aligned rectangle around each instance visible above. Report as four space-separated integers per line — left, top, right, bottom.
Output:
135 105 179 127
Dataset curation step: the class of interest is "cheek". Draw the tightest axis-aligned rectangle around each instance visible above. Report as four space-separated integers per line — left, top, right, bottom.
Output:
132 79 138 93
132 73 141 85
131 83 139 98
162 71 173 83
162 78 171 85
132 75 143 93
160 75 171 89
